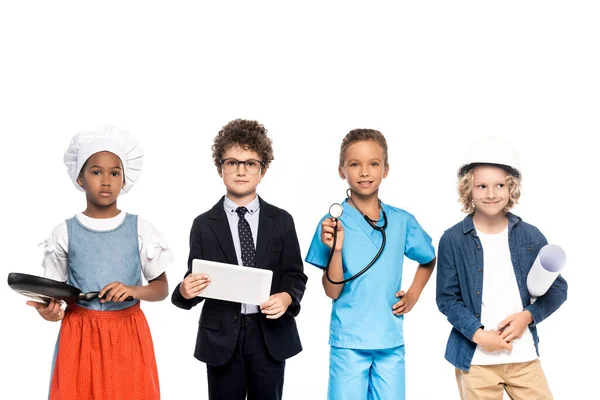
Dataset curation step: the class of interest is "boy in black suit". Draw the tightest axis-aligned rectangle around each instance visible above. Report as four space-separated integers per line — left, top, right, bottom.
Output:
172 119 307 400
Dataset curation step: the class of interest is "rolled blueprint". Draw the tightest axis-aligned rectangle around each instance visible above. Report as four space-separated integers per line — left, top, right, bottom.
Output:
527 244 566 298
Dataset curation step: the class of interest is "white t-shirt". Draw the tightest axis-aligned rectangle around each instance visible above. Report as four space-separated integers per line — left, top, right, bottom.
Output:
41 212 174 283
471 227 538 365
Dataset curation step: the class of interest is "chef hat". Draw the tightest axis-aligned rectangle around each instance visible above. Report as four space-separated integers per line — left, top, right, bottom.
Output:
64 125 143 194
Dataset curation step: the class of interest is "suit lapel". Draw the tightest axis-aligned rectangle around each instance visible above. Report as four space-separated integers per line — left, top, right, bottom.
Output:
208 197 238 264
255 196 275 270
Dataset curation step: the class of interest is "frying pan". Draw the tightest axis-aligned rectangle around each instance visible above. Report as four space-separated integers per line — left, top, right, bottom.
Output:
7 272 134 304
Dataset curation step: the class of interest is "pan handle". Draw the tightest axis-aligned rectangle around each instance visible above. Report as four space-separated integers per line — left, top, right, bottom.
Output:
81 292 135 302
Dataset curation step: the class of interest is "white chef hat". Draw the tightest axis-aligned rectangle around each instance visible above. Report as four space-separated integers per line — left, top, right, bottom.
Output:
64 125 143 194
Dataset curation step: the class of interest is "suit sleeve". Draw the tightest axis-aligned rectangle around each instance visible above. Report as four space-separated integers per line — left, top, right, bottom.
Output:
171 217 206 310
279 213 308 317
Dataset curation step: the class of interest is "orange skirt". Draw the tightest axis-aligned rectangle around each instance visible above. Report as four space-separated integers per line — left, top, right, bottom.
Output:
50 303 160 400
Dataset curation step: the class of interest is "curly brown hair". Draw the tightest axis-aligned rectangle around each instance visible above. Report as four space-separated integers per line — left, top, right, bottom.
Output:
212 119 274 173
457 168 522 214
339 129 389 168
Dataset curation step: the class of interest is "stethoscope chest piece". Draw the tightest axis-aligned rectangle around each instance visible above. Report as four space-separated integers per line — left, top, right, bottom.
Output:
329 203 344 220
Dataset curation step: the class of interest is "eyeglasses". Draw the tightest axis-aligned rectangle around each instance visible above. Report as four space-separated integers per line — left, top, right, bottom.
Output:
220 158 265 174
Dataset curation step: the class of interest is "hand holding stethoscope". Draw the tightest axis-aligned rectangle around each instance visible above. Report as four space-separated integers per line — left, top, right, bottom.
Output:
322 192 387 285
320 205 345 253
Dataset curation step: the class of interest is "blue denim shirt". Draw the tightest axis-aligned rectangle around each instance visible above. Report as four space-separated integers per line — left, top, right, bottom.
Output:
436 213 568 371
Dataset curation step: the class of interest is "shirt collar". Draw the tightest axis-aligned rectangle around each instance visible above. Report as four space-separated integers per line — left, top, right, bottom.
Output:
342 198 388 217
462 212 521 235
224 195 260 215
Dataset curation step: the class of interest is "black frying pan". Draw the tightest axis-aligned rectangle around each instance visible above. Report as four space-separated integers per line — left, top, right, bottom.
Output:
7 273 134 304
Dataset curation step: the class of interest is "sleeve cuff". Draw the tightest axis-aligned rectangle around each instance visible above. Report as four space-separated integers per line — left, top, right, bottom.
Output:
464 319 484 342
524 304 540 327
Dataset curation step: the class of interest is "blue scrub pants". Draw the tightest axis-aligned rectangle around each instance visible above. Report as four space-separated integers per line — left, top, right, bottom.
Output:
328 345 406 400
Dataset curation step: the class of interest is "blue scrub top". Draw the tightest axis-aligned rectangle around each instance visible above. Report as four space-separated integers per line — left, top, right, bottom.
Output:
305 199 435 350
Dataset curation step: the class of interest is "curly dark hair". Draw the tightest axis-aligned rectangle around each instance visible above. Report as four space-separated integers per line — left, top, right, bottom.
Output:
212 119 274 172
339 129 389 168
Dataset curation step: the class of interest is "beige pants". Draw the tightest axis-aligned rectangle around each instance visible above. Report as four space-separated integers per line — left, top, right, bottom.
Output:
455 359 553 400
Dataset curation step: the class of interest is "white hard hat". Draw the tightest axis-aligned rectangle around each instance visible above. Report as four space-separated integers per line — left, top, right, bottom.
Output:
458 137 521 178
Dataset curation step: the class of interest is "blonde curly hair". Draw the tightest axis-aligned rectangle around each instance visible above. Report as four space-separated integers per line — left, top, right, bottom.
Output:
457 168 522 214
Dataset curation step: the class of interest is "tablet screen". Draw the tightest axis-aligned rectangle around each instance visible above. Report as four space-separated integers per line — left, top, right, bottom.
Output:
191 259 273 305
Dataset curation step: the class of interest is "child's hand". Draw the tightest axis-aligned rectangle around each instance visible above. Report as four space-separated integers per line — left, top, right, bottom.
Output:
392 290 419 316
27 299 64 322
321 218 344 251
473 329 513 352
498 311 533 342
179 274 211 299
260 292 292 319
99 281 137 303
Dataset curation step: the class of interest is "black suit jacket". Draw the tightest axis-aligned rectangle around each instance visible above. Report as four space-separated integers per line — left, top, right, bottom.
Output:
172 196 307 366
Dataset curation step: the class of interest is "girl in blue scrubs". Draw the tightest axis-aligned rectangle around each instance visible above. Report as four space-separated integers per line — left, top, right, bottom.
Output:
306 129 436 400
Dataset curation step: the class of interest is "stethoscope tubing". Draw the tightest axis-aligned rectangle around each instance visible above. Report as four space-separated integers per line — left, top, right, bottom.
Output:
324 191 388 285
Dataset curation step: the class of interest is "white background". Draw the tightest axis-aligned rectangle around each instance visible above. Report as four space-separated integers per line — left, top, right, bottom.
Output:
1 1 598 399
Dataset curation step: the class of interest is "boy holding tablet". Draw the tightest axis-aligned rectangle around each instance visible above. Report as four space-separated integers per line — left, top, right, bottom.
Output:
171 119 307 400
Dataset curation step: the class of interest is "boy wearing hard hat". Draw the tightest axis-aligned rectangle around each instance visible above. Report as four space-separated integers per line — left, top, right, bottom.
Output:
436 138 567 399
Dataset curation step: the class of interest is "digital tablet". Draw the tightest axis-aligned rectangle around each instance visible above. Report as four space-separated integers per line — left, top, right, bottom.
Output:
191 259 273 305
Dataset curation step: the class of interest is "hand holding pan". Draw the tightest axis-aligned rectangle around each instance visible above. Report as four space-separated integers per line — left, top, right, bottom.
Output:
7 273 134 304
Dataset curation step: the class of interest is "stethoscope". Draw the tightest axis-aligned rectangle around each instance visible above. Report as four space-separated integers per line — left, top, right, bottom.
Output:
324 189 388 284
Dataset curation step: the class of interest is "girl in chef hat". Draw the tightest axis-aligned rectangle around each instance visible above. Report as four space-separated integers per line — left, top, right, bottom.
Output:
28 125 173 400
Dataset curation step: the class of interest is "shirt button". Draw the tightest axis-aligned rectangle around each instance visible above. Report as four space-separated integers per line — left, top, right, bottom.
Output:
476 291 481 296
475 313 480 318
476 245 481 249
231 316 238 323
478 268 482 272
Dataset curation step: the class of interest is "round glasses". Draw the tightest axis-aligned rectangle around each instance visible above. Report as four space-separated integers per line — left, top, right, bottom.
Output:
220 158 265 174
